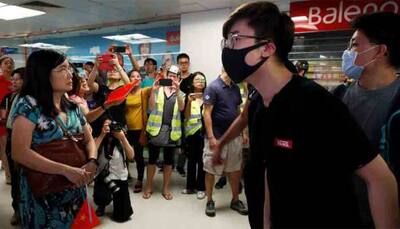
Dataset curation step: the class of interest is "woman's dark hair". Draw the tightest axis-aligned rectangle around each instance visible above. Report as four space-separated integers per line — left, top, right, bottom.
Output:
127 69 141 80
21 49 75 117
351 12 400 68
11 67 25 79
222 1 294 63
190 71 207 93
69 64 82 96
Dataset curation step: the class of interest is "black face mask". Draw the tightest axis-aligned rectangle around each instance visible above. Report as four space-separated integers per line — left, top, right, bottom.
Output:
222 42 269 83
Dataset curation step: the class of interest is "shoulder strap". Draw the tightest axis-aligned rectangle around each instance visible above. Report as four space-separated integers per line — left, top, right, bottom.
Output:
54 117 78 142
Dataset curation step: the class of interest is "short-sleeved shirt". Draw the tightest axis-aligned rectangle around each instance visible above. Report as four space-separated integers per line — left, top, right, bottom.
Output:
12 95 86 145
248 75 377 228
341 78 400 148
140 76 155 88
0 75 12 136
203 76 241 139
125 91 143 130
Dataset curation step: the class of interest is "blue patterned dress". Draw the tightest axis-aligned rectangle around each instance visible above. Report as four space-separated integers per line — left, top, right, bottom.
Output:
12 95 88 229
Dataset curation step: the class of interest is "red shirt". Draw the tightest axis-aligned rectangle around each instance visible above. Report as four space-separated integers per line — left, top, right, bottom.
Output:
0 75 12 136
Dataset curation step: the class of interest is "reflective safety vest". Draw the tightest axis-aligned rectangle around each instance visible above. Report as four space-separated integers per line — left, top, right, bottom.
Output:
184 100 202 137
146 87 182 141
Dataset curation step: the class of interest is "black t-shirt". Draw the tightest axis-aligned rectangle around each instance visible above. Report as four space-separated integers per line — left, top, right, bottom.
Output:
179 73 194 94
248 75 377 228
91 85 126 137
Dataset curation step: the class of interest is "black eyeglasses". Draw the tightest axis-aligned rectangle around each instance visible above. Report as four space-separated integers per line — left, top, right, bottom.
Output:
221 33 270 49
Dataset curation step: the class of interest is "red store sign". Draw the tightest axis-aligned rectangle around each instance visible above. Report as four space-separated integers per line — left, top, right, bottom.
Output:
290 0 400 33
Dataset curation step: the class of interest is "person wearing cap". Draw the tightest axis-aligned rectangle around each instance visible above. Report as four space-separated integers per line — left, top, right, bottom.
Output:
295 60 309 77
0 55 14 185
143 65 185 200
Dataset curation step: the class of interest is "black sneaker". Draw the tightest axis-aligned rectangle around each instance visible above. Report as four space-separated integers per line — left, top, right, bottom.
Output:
230 200 248 215
95 206 105 217
205 200 216 217
215 176 227 189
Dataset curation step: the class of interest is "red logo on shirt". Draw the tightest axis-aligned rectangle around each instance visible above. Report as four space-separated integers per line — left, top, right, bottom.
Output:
274 138 293 149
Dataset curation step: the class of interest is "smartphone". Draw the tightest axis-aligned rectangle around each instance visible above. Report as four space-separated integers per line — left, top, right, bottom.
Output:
98 54 115 71
159 79 172 86
72 62 83 68
113 46 126 53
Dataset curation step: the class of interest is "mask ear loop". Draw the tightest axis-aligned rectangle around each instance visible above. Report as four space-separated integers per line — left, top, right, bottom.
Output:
354 45 379 67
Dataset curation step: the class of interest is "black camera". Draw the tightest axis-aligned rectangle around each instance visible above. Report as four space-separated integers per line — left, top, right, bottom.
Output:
95 168 120 193
109 121 124 132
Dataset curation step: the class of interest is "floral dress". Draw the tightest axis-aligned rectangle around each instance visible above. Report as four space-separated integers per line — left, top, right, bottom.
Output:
12 95 88 229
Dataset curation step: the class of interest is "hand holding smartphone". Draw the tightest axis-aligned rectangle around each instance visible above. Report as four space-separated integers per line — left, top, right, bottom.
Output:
98 53 115 71
159 79 172 87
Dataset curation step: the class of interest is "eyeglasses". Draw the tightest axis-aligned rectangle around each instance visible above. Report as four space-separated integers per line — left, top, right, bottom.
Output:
347 39 378 50
221 33 270 49
52 66 74 74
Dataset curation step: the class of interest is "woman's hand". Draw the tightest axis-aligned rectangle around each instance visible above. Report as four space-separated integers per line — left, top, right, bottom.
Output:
125 44 133 56
62 166 92 187
112 130 126 141
81 161 97 183
152 78 161 91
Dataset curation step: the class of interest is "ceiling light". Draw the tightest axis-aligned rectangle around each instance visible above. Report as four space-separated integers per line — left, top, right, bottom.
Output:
103 33 166 44
20 43 72 50
291 16 308 22
0 2 6 7
0 5 45 20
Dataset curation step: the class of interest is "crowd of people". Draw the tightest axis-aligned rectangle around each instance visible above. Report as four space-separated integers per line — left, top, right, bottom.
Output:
0 1 400 229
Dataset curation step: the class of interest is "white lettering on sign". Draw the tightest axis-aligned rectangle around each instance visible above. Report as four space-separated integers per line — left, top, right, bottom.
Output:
381 1 399 13
344 5 361 22
307 0 399 25
309 7 321 25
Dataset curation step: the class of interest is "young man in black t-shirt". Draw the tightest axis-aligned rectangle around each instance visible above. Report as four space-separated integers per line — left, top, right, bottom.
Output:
213 1 399 228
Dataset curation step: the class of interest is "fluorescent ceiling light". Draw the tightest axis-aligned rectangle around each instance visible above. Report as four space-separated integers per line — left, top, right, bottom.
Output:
0 2 6 7
0 5 45 20
20 43 72 50
319 55 327 59
103 33 166 44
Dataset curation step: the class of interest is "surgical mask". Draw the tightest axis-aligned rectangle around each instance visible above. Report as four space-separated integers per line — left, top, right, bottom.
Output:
341 46 378 80
222 42 268 83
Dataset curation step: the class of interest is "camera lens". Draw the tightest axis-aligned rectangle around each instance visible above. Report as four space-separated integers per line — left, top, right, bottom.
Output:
103 176 120 193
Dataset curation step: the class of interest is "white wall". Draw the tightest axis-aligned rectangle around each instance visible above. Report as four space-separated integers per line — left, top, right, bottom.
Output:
180 8 231 83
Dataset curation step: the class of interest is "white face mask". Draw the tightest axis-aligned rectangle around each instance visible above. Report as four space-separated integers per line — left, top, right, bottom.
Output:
341 46 378 80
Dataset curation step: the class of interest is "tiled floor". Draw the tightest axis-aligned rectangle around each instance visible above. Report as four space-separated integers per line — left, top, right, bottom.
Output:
0 165 250 229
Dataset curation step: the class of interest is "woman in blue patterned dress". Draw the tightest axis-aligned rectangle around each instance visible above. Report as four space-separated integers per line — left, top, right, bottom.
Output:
11 50 98 229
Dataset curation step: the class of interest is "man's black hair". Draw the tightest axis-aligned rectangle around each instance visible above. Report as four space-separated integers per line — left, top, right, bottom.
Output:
223 1 294 63
177 53 190 63
144 58 157 66
352 12 400 68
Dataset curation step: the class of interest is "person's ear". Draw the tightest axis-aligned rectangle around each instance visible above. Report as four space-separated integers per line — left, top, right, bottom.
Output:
376 44 388 59
261 42 276 58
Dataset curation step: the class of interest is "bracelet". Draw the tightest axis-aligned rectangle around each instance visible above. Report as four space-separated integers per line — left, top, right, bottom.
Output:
88 158 99 166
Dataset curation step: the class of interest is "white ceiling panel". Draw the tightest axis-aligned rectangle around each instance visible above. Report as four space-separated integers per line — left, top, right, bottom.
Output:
0 0 290 39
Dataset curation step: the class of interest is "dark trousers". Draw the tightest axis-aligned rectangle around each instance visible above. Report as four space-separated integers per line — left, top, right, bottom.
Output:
244 160 265 229
148 144 175 165
127 130 145 182
93 179 133 222
185 132 205 191
6 129 19 213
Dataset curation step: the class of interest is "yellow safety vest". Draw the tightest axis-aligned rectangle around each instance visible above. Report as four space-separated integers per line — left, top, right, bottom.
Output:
184 100 202 137
146 87 182 141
